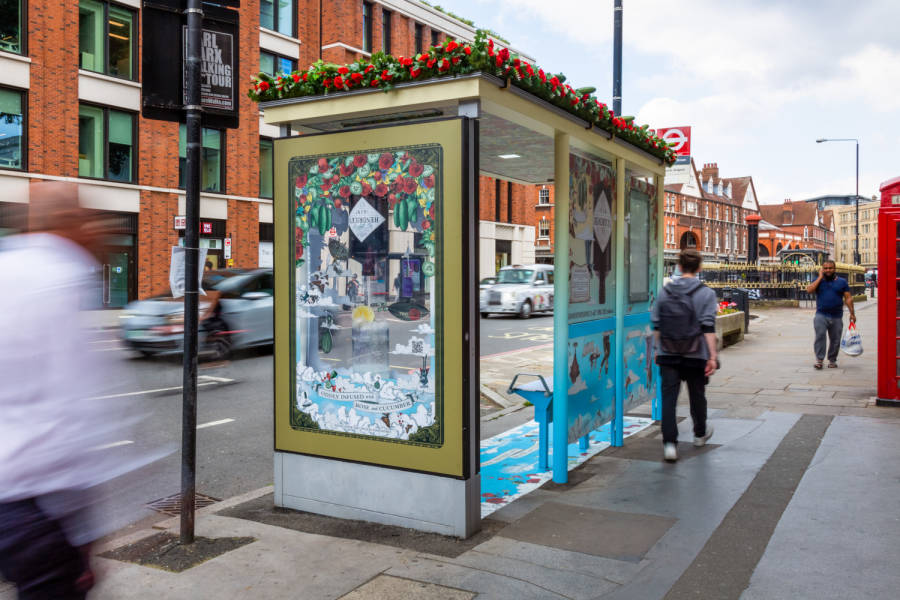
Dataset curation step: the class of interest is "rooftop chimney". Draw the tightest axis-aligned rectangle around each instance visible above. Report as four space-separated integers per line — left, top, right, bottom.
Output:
701 162 719 180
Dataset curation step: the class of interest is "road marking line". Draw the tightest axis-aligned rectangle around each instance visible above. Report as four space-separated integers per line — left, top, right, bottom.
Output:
198 375 236 383
95 440 134 450
89 376 233 400
481 342 554 360
197 418 235 429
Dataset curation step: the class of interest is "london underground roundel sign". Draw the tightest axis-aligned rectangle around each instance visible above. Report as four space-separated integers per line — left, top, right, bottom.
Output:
656 127 691 156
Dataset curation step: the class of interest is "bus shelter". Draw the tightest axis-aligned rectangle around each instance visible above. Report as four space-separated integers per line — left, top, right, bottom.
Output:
263 72 667 538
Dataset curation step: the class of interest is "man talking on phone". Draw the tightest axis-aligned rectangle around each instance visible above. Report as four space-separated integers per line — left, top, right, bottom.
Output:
806 260 856 369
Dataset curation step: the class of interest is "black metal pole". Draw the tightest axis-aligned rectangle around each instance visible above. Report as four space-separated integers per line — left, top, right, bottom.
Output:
613 0 622 116
854 141 860 265
181 0 203 545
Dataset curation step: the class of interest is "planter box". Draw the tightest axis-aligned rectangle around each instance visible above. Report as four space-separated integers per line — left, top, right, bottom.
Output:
715 311 745 349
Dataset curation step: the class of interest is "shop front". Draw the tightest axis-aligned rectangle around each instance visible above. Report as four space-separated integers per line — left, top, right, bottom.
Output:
178 218 227 269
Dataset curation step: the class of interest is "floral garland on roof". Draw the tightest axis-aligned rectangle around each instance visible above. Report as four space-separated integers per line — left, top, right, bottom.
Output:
248 31 677 165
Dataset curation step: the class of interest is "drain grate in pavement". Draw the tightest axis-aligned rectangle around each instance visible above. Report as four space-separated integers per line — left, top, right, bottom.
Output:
146 492 220 516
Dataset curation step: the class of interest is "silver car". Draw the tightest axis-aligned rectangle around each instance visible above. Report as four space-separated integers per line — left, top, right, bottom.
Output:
480 264 554 319
120 269 274 360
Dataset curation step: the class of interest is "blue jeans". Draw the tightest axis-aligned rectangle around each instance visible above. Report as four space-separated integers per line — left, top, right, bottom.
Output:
814 312 843 363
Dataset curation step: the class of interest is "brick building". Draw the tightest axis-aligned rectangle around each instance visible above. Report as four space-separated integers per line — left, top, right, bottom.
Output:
662 160 760 266
758 199 835 259
0 0 539 305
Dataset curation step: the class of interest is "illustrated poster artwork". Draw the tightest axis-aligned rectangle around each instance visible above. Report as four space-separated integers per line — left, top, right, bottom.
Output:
568 153 615 322
289 145 443 446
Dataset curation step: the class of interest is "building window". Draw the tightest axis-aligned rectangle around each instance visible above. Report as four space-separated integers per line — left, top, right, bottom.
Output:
260 0 295 37
538 218 550 239
259 138 273 199
0 87 24 170
539 188 550 205
179 125 223 193
804 226 808 238
79 1 136 80
0 0 23 54
382 9 392 54
704 229 709 249
78 104 135 182
260 51 297 76
362 1 373 53
431 29 440 48
414 23 423 54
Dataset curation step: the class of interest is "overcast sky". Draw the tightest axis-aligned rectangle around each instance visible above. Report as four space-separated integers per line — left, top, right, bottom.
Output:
440 0 899 204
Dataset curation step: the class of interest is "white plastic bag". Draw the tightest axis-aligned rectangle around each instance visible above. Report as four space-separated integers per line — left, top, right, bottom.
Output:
840 323 863 357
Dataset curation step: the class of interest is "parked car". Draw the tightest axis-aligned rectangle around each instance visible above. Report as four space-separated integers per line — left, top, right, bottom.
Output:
120 269 274 360
480 264 554 319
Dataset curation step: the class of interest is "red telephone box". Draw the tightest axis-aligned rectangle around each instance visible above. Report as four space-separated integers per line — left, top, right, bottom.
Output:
877 176 900 406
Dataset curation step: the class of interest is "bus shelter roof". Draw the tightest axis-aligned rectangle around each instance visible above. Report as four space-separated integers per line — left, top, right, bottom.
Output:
261 73 665 185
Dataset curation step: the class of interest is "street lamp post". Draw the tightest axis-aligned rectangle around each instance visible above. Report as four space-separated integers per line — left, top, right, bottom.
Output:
816 138 859 265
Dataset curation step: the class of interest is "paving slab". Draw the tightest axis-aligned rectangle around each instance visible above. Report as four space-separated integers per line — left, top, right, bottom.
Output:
339 575 474 600
469 537 645 586
495 502 676 563
386 557 571 600
742 417 900 600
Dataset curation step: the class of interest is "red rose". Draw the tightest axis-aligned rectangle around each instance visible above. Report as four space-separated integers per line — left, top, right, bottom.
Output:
410 68 421 78
499 48 510 62
370 79 379 86
403 177 419 194
420 53 429 61
427 58 436 68
374 183 388 197
351 72 363 82
258 81 269 91
321 181 333 192
296 245 303 259
439 58 450 71
323 77 332 88
452 56 460 65
445 40 458 52
318 158 329 173
388 193 398 205
340 163 354 176
422 174 435 188
302 72 308 81
338 66 349 75
292 73 300 82
422 221 430 230
334 198 342 208
295 174 307 187
353 155 367 168
339 185 351 198
381 69 391 80
408 161 424 177
333 75 344 88
373 171 381 180
361 182 373 196
429 205 434 219
379 152 394 170
364 64 374 73
464 46 472 55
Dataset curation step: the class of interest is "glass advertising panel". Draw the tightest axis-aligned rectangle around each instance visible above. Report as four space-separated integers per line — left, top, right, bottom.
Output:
275 119 466 477
566 151 616 442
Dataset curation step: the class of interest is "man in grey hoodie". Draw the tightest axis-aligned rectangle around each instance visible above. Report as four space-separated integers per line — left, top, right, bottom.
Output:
651 249 718 462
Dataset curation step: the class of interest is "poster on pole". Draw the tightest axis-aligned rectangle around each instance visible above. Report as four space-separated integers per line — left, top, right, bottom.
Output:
169 246 207 298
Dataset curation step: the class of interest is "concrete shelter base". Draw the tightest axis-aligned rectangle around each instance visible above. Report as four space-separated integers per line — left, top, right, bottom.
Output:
274 451 481 538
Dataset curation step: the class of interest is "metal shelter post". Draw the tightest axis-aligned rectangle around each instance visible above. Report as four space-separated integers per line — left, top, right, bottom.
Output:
552 132 571 483
613 158 626 446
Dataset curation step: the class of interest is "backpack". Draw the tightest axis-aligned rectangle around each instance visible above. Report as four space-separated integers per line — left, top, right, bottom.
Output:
657 283 704 354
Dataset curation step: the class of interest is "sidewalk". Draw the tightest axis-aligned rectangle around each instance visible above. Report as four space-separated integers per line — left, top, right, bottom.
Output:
18 301 900 599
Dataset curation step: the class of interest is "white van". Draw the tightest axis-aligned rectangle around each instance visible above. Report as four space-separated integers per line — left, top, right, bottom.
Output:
480 264 554 319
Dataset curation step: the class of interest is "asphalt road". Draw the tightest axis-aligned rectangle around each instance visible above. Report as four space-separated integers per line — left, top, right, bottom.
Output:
86 314 552 535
